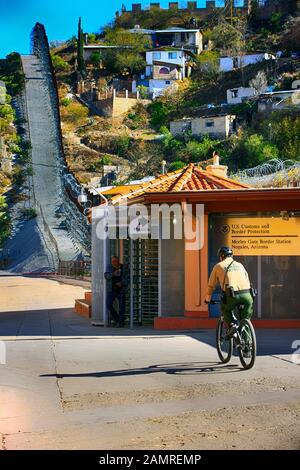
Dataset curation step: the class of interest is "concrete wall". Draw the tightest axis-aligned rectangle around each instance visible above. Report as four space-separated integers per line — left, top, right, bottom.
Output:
170 115 236 138
227 87 256 104
220 53 267 72
149 79 177 98
191 115 236 138
113 96 139 117
146 50 185 66
170 119 192 136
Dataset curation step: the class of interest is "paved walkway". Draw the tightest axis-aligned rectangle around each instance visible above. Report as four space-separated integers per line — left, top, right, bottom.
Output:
0 275 299 449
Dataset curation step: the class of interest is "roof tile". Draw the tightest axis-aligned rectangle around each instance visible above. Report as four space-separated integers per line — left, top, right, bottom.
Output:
104 163 249 205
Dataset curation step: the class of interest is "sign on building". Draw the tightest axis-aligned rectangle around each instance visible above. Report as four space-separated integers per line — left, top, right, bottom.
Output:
217 217 300 256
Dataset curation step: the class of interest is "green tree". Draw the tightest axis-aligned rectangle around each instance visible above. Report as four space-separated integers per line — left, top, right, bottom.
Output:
87 33 97 43
0 195 10 247
227 133 278 170
269 114 300 160
195 51 220 83
211 20 245 56
169 161 185 171
89 52 102 67
104 50 145 76
148 101 173 130
51 55 69 73
179 136 220 163
102 27 152 76
77 17 86 77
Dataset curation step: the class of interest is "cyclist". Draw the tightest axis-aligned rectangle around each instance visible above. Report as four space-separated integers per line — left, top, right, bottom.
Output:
205 247 254 338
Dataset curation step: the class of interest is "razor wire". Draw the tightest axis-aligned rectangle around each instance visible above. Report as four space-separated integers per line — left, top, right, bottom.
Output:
234 159 300 187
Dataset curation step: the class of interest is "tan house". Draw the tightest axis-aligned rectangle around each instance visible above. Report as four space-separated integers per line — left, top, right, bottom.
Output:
170 113 237 139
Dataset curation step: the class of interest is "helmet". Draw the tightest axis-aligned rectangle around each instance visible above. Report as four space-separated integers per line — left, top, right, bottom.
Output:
217 246 233 259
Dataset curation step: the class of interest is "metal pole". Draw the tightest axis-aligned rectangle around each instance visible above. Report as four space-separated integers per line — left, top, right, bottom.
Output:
257 255 262 318
130 239 134 329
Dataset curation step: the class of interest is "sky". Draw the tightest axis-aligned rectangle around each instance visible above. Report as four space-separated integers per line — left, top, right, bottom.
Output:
0 0 239 58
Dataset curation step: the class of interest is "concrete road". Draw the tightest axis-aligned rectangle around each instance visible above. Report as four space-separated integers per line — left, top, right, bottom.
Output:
0 275 300 450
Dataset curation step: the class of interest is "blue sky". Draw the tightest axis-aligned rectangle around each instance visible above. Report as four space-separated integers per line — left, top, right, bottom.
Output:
0 0 238 58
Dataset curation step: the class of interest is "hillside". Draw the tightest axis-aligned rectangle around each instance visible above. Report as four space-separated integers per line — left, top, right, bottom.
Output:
48 5 300 182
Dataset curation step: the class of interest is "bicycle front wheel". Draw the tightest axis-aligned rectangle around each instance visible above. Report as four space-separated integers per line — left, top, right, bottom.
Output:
237 319 257 370
216 319 233 363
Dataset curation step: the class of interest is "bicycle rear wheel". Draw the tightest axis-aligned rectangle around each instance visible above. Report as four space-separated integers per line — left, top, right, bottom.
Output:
237 319 257 370
216 319 233 363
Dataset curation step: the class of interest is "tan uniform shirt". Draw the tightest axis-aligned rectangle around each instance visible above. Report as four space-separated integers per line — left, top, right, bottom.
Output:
207 257 251 299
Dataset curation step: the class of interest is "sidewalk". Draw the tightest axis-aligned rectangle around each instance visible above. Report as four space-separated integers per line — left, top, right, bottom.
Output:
0 275 300 449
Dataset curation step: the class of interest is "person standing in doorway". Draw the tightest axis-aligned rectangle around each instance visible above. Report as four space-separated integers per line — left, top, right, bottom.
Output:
105 256 125 327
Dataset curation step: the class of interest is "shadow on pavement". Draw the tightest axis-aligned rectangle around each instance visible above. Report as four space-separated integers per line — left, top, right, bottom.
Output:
40 361 242 379
0 306 298 357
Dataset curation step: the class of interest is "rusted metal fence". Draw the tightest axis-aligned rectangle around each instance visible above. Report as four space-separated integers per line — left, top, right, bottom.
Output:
57 259 91 279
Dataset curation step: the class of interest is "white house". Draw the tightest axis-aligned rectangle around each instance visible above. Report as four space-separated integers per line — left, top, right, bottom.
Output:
133 48 193 98
220 52 276 72
170 113 237 139
155 28 203 55
226 87 257 104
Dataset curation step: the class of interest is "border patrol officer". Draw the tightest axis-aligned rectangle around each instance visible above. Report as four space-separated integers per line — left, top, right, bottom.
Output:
205 247 254 338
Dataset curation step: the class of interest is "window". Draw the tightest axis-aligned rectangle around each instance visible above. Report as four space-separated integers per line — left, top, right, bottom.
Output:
165 80 171 84
209 212 300 319
205 120 214 128
159 67 170 74
233 57 239 69
153 52 161 59
231 89 238 98
168 52 177 59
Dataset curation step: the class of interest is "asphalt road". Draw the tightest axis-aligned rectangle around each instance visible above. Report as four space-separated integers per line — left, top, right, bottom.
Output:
0 275 299 450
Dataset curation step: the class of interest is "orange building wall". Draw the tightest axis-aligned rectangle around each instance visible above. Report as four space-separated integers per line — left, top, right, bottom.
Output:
184 214 209 318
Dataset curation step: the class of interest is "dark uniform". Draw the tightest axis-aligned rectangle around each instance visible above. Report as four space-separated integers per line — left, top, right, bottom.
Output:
106 264 125 327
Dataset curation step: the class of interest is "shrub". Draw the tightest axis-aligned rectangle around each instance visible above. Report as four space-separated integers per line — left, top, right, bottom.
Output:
60 101 89 124
0 195 10 246
61 97 72 107
114 135 131 157
148 101 172 130
179 136 220 163
21 207 37 220
169 161 185 171
89 52 102 67
51 55 69 73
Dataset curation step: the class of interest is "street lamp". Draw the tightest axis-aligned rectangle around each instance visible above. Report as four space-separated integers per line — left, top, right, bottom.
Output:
78 184 109 210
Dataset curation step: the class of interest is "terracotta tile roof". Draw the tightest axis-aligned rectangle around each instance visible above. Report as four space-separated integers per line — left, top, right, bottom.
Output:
105 163 249 205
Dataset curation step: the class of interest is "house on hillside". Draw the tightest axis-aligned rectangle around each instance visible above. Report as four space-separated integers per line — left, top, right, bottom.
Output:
128 26 203 55
154 28 203 55
170 110 237 139
226 86 257 104
220 52 275 72
133 48 194 98
257 90 300 112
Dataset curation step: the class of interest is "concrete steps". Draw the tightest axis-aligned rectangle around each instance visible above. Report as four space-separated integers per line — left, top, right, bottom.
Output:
74 291 92 318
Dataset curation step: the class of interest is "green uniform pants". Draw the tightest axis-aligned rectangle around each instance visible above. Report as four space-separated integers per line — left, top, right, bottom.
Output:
221 292 253 326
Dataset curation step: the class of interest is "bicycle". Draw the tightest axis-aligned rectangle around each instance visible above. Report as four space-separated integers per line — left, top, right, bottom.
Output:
210 300 257 370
